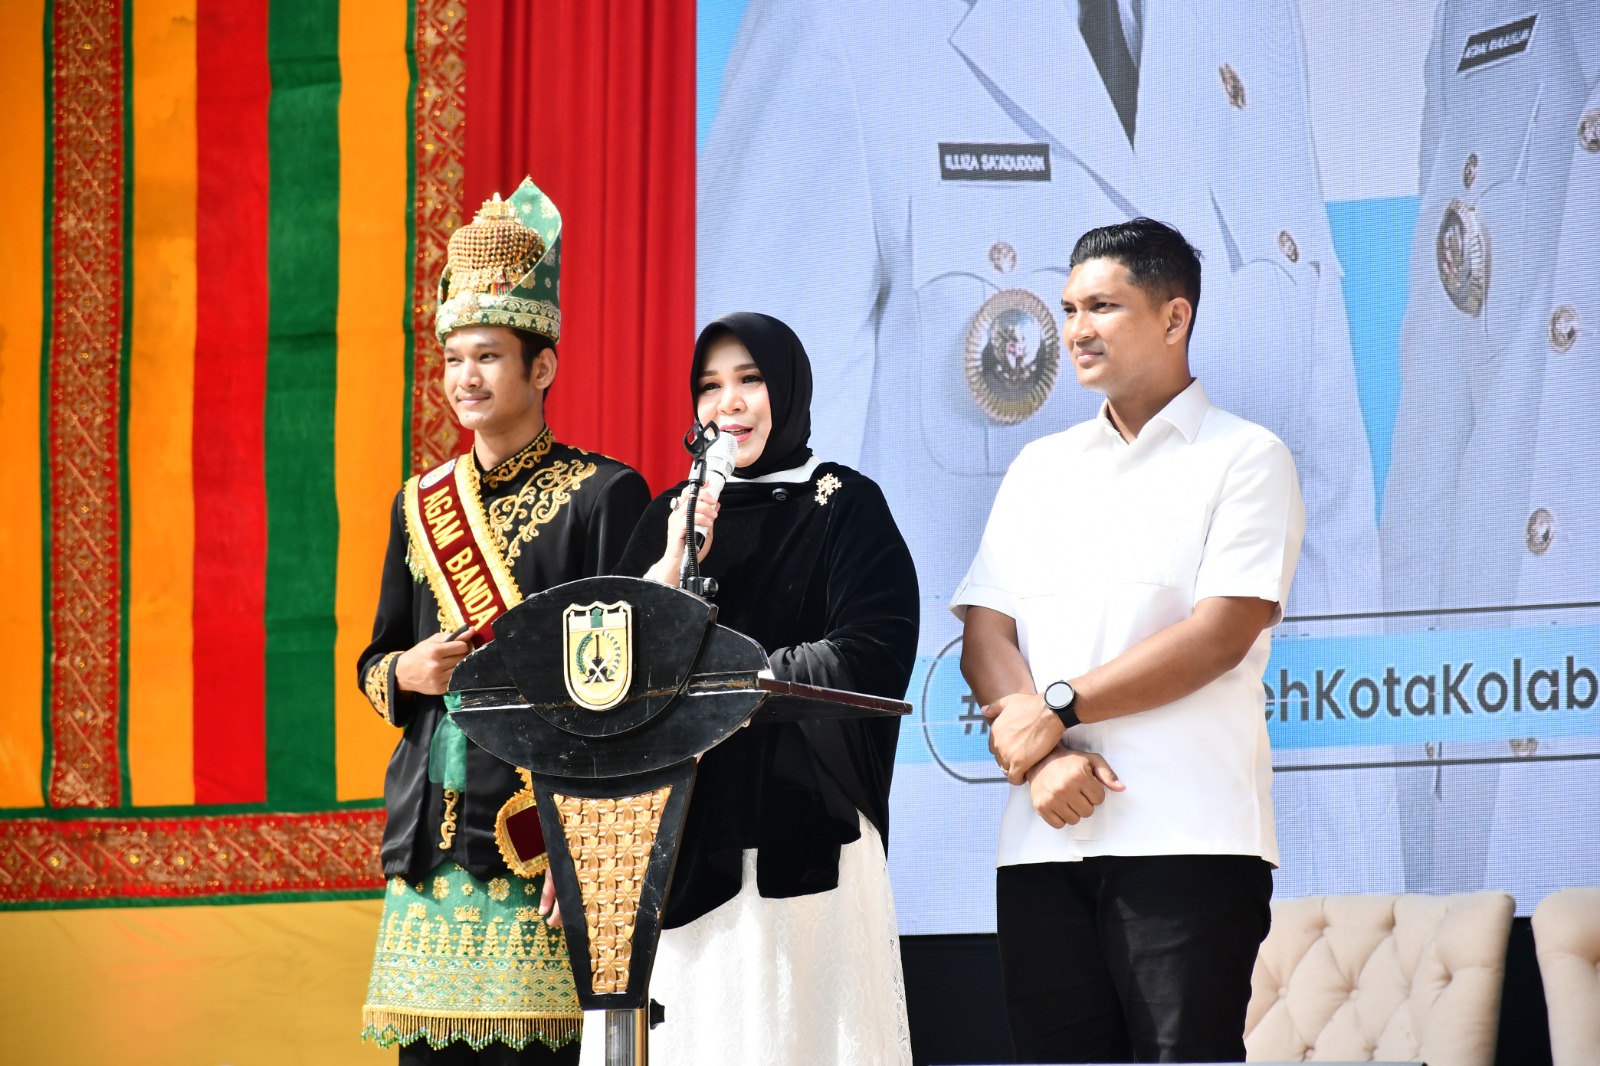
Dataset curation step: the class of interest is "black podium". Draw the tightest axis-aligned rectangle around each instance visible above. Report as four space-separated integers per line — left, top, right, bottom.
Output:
447 575 908 1065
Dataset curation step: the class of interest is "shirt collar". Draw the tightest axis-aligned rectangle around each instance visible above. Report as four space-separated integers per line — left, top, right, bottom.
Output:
1094 378 1210 444
477 425 554 487
1156 379 1210 442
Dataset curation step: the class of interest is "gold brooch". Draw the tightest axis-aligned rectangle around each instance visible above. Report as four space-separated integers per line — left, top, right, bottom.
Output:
815 473 843 505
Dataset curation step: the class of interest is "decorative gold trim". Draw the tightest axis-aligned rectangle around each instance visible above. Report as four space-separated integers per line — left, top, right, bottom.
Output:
436 291 561 344
404 463 467 631
495 769 550 878
364 651 404 723
482 425 553 488
402 455 525 635
553 787 673 995
487 458 598 564
454 457 524 612
361 1010 579 1052
439 789 460 851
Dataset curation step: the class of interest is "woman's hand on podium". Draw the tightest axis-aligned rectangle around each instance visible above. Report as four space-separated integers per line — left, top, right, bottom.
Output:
395 628 473 695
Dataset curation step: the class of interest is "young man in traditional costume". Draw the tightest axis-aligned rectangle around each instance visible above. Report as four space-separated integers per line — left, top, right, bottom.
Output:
359 178 652 1064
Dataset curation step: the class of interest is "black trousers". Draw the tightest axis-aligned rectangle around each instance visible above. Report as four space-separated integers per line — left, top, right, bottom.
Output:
995 855 1273 1064
398 1039 580 1065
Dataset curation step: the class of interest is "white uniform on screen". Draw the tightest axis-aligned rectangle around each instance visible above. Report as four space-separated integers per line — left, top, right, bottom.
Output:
700 0 1399 909
1381 0 1600 904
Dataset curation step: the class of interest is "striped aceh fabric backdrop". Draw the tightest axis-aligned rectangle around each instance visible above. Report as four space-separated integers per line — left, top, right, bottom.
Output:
0 0 693 907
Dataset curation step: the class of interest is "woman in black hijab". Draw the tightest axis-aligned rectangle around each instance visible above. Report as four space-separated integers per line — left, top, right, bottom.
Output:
603 312 919 1064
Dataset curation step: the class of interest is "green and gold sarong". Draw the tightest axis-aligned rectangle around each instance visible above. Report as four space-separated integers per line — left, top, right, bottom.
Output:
360 861 580 1052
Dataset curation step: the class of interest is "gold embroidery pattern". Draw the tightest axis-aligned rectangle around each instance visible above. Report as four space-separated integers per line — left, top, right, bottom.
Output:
487 878 511 902
47 0 125 810
439 789 461 851
815 472 843 505
487 459 599 564
409 0 468 475
0 810 385 905
436 294 562 352
364 651 403 722
553 787 672 995
363 863 579 1051
482 426 553 488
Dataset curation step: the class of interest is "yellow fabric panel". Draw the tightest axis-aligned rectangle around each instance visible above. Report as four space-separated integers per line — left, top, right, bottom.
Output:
334 0 411 801
126 0 198 807
0 0 47 809
0 899 392 1066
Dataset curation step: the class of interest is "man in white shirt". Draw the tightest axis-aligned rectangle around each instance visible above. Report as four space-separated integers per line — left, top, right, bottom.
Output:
956 218 1304 1063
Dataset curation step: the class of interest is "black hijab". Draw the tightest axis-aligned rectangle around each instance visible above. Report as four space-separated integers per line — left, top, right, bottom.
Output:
690 312 814 480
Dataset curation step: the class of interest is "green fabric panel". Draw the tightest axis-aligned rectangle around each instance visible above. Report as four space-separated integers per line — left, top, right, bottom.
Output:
264 0 341 810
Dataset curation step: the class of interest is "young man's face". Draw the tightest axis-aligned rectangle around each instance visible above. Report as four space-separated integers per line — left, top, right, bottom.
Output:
441 325 551 438
1059 257 1186 402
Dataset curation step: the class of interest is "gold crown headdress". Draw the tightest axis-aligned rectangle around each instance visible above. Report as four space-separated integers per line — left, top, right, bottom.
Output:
435 177 563 344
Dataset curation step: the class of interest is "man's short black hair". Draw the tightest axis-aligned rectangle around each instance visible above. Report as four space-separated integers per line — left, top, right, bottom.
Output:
1069 217 1203 336
509 327 556 395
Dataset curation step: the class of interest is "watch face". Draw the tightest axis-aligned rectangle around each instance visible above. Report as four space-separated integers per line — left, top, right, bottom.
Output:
1045 680 1074 709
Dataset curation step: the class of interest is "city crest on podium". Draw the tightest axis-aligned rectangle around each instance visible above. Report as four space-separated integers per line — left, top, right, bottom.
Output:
563 601 633 711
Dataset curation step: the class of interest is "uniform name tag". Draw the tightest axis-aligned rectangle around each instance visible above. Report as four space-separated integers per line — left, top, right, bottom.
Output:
939 142 1051 182
1457 14 1536 72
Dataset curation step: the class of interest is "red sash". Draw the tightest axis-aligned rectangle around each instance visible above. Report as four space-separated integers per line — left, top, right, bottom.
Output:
404 455 522 646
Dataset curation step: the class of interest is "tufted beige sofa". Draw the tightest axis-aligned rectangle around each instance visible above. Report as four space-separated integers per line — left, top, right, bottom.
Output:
1531 887 1600 1066
1244 892 1514 1065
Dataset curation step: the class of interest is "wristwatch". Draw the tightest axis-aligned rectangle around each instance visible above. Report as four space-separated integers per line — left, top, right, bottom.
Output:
1044 680 1080 730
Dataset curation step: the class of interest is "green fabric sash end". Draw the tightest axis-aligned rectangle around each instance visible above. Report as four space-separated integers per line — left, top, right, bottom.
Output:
428 713 468 792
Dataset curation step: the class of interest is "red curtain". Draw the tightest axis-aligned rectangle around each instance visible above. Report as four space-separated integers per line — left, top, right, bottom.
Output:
465 0 695 494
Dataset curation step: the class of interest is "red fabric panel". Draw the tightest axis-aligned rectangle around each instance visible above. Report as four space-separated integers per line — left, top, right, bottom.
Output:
464 0 696 495
192 0 270 803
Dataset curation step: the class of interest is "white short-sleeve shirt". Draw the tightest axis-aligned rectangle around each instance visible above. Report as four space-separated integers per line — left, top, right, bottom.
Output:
953 380 1305 867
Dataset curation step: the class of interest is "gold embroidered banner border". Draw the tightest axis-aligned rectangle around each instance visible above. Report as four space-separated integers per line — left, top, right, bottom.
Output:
47 0 126 809
0 809 385 905
409 0 467 474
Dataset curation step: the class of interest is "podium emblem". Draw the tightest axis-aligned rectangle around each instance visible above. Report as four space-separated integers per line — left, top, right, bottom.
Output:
563 601 633 711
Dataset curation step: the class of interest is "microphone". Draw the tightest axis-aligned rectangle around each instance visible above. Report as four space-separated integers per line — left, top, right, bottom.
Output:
689 430 740 551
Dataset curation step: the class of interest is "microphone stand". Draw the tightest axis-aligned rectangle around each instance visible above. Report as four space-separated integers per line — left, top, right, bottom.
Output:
677 423 720 600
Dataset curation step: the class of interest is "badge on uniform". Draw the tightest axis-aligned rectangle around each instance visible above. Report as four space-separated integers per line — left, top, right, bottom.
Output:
563 601 633 711
1436 198 1490 316
966 289 1061 424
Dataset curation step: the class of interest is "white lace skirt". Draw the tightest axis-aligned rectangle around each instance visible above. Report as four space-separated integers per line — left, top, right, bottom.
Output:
578 815 912 1065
